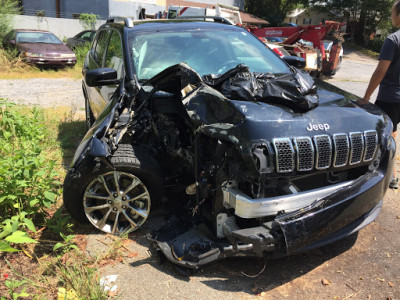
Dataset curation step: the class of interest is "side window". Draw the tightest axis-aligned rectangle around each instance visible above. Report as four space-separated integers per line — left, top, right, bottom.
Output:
93 29 111 66
104 31 124 78
81 31 92 41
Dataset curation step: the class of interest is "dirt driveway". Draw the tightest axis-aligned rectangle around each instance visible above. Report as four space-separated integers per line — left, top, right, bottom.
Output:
1 52 399 299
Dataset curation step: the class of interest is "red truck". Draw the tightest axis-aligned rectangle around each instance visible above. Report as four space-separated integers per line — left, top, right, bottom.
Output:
250 21 345 76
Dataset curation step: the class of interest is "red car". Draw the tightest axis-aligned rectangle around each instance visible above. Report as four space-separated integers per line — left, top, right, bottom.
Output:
4 29 76 67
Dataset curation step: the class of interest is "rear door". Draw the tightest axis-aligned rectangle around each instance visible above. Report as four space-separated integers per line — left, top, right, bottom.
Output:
98 30 124 110
84 28 112 118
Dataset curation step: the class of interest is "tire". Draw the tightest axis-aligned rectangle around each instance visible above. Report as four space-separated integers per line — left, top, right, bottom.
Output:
63 144 164 234
84 92 95 130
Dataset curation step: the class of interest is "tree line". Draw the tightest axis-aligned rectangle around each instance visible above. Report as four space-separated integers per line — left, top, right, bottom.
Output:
245 0 396 47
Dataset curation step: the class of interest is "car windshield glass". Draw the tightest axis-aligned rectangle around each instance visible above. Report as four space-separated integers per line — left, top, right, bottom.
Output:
16 32 62 44
129 27 291 80
323 41 332 50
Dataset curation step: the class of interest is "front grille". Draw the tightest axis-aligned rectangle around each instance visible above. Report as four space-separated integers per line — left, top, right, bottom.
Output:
314 135 332 169
269 131 378 173
272 138 295 173
294 137 314 171
333 134 349 167
349 132 364 165
364 130 378 161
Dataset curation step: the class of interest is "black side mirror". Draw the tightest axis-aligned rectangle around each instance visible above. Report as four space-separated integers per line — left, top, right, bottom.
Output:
282 56 306 69
85 68 120 87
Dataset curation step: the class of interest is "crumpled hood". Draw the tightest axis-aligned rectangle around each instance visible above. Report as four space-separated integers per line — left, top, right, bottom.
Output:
203 64 319 113
228 83 388 142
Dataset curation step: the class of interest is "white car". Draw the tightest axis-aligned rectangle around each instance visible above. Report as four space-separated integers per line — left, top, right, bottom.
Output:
265 42 292 58
323 40 343 64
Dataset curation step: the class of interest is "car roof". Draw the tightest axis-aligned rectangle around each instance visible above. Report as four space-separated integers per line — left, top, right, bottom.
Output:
105 19 242 34
15 29 54 33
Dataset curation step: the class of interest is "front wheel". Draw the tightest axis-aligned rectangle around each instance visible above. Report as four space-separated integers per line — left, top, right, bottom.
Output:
63 144 164 234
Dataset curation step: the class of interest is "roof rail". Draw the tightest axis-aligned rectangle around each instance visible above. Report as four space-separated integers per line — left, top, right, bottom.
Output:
107 17 134 28
177 16 234 25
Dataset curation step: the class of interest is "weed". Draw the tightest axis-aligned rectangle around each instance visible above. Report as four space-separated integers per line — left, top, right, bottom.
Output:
73 44 91 67
3 278 30 300
0 48 33 72
0 103 114 298
53 233 78 257
0 99 62 251
55 257 109 300
47 209 74 236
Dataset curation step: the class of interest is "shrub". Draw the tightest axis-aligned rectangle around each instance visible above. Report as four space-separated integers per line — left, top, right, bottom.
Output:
368 36 386 53
79 13 99 30
0 99 62 252
73 43 91 68
0 0 20 45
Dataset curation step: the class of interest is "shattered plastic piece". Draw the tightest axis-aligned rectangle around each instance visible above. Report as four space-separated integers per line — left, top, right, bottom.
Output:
100 275 118 292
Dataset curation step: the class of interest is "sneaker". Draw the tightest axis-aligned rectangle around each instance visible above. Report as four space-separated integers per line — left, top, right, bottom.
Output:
389 177 399 189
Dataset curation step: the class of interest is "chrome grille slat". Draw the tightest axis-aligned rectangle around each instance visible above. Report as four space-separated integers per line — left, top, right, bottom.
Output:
271 130 377 173
294 137 314 171
333 133 349 167
363 130 378 162
349 132 364 165
314 135 332 169
273 138 295 173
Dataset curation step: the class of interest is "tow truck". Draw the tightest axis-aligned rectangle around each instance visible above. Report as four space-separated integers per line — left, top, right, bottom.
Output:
250 21 346 76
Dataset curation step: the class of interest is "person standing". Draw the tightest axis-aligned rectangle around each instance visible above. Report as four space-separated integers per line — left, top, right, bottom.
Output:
360 0 400 189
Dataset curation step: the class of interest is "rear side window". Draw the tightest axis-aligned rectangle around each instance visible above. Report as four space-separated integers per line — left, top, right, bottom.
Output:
104 31 124 78
93 29 111 66
80 31 93 41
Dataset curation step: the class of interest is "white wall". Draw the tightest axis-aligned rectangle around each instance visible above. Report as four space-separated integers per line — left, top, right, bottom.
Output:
12 15 105 40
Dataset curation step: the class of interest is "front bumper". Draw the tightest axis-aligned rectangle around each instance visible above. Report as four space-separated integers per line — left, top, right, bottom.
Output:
25 57 76 67
151 144 394 269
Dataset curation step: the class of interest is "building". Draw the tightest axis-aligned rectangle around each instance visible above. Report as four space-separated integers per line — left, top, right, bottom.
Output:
21 0 167 19
285 7 344 26
21 0 247 20
165 0 267 27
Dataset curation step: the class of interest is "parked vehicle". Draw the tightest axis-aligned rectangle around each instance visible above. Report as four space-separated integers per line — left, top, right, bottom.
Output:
265 42 306 69
264 36 285 43
323 39 344 73
63 17 395 270
66 30 96 49
3 29 76 67
250 22 345 76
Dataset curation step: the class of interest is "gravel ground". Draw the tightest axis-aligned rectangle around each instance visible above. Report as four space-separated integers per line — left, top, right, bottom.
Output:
0 78 84 109
324 51 379 101
1 53 399 299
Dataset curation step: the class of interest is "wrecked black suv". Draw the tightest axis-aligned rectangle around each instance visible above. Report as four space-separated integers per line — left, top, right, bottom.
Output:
64 17 395 269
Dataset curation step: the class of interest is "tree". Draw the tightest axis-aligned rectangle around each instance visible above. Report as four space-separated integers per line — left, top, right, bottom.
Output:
79 13 99 30
245 0 308 26
0 0 20 45
312 0 393 46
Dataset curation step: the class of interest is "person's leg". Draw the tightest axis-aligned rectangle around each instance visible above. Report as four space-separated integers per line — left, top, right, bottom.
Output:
390 130 398 189
374 100 399 188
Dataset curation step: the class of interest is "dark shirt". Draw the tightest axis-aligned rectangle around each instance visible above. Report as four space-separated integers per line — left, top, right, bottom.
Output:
377 30 400 103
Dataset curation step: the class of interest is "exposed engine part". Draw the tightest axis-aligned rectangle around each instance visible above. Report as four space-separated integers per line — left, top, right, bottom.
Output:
186 183 197 195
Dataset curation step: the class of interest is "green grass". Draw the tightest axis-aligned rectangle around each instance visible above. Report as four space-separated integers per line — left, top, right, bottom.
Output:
0 102 110 299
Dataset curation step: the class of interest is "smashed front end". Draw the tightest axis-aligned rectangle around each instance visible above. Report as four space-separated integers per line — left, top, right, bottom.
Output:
68 64 395 269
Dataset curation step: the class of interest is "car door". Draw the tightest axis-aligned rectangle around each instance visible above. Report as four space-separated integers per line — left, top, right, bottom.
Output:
99 30 124 109
84 28 112 118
